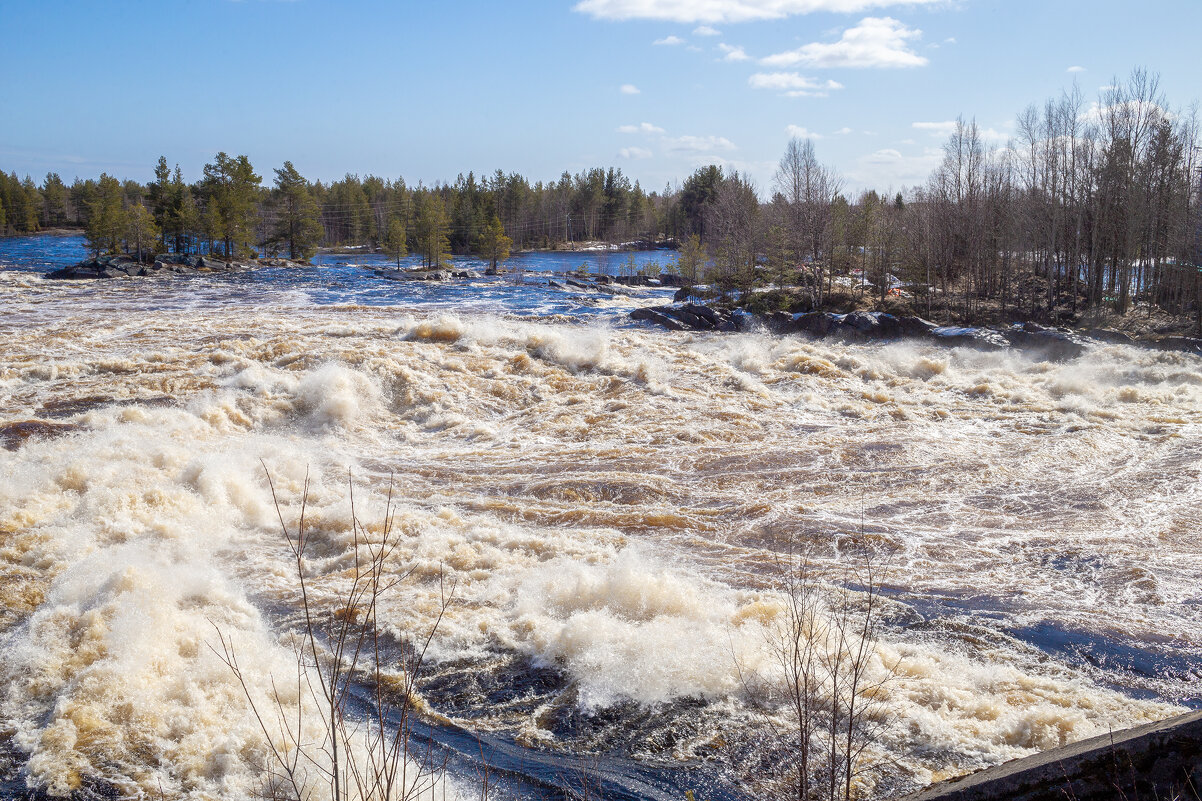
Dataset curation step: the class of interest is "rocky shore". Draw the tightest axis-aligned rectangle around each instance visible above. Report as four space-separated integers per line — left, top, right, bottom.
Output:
629 304 1202 360
45 254 304 280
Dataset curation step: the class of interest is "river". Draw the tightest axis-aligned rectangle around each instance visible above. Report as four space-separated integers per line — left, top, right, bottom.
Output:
1 235 1199 800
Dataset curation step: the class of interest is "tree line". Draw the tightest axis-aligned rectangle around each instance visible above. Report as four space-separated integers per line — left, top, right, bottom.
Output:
2 68 1199 325
674 69 1201 327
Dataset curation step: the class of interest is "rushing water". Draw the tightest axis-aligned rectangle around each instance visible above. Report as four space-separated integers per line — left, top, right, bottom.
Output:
1 235 1200 800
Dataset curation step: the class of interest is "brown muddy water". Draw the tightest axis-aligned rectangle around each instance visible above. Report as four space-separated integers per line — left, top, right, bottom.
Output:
0 253 1199 799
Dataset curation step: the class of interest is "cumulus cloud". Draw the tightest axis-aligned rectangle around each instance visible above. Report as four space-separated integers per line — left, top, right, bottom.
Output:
693 25 721 35
833 126 854 135
849 146 942 187
785 125 823 139
620 83 641 94
574 0 940 23
912 120 1009 142
761 17 927 69
617 122 666 134
664 134 737 153
718 43 751 61
749 71 844 97
1067 65 1086 73
619 146 654 159
654 35 686 45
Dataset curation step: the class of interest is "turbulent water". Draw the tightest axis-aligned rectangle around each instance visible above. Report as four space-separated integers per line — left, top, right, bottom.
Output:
1 236 1200 800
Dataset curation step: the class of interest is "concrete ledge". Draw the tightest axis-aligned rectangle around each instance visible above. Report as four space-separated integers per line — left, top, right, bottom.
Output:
905 710 1202 801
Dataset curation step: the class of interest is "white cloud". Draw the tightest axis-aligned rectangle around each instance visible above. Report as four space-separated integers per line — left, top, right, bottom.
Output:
912 120 1009 143
761 17 927 69
617 122 666 134
654 35 686 45
749 71 843 97
912 120 957 137
693 25 721 35
849 146 942 188
1067 65 1085 73
833 126 854 135
664 134 737 153
718 43 750 61
619 146 654 159
574 0 941 24
785 125 823 139
620 83 641 94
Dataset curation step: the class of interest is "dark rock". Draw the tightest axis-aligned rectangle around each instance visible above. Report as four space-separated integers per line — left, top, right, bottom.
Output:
670 307 715 330
484 266 499 276
548 279 567 289
792 312 842 337
840 310 882 337
451 270 481 280
1085 328 1135 345
681 303 722 328
897 316 940 338
672 286 692 302
658 273 686 287
1153 336 1202 355
1003 324 1088 361
566 278 594 290
932 326 1010 351
630 307 687 331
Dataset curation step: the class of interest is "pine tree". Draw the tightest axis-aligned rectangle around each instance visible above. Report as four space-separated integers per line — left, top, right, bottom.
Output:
85 173 126 256
271 161 323 261
41 173 68 228
383 216 408 266
124 203 160 263
413 193 451 268
202 152 262 259
475 215 512 269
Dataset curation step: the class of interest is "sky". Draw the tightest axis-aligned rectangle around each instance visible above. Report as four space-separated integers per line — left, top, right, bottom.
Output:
2 0 1201 196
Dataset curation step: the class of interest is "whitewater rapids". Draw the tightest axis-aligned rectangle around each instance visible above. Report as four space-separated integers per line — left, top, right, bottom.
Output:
0 270 1199 798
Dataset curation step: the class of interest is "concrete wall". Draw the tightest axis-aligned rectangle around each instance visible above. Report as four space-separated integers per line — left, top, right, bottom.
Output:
905 710 1202 801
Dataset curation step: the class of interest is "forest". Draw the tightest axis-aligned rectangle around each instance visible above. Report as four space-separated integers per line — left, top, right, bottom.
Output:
2 69 1199 327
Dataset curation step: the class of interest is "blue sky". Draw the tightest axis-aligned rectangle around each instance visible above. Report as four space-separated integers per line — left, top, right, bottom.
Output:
2 0 1200 195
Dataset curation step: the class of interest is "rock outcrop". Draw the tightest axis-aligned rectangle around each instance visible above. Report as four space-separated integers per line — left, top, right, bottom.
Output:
46 254 251 280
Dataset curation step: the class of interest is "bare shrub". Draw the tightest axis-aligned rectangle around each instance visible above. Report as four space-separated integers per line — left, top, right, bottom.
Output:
213 466 455 801
737 544 898 801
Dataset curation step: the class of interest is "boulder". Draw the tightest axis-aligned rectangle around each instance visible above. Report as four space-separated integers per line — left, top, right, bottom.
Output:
932 326 1010 351
791 312 842 337
1152 336 1202 355
1085 328 1135 345
630 307 687 331
1003 323 1089 361
897 316 940 338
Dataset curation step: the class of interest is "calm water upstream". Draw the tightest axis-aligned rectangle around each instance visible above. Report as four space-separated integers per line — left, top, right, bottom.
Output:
1 235 1199 800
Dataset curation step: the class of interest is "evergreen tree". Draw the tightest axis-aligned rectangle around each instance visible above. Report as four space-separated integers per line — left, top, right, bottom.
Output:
413 192 451 268
124 203 160 263
202 152 262 259
271 161 323 261
85 173 126 256
41 173 68 228
148 156 173 248
475 215 511 269
383 216 408 266
674 234 706 284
